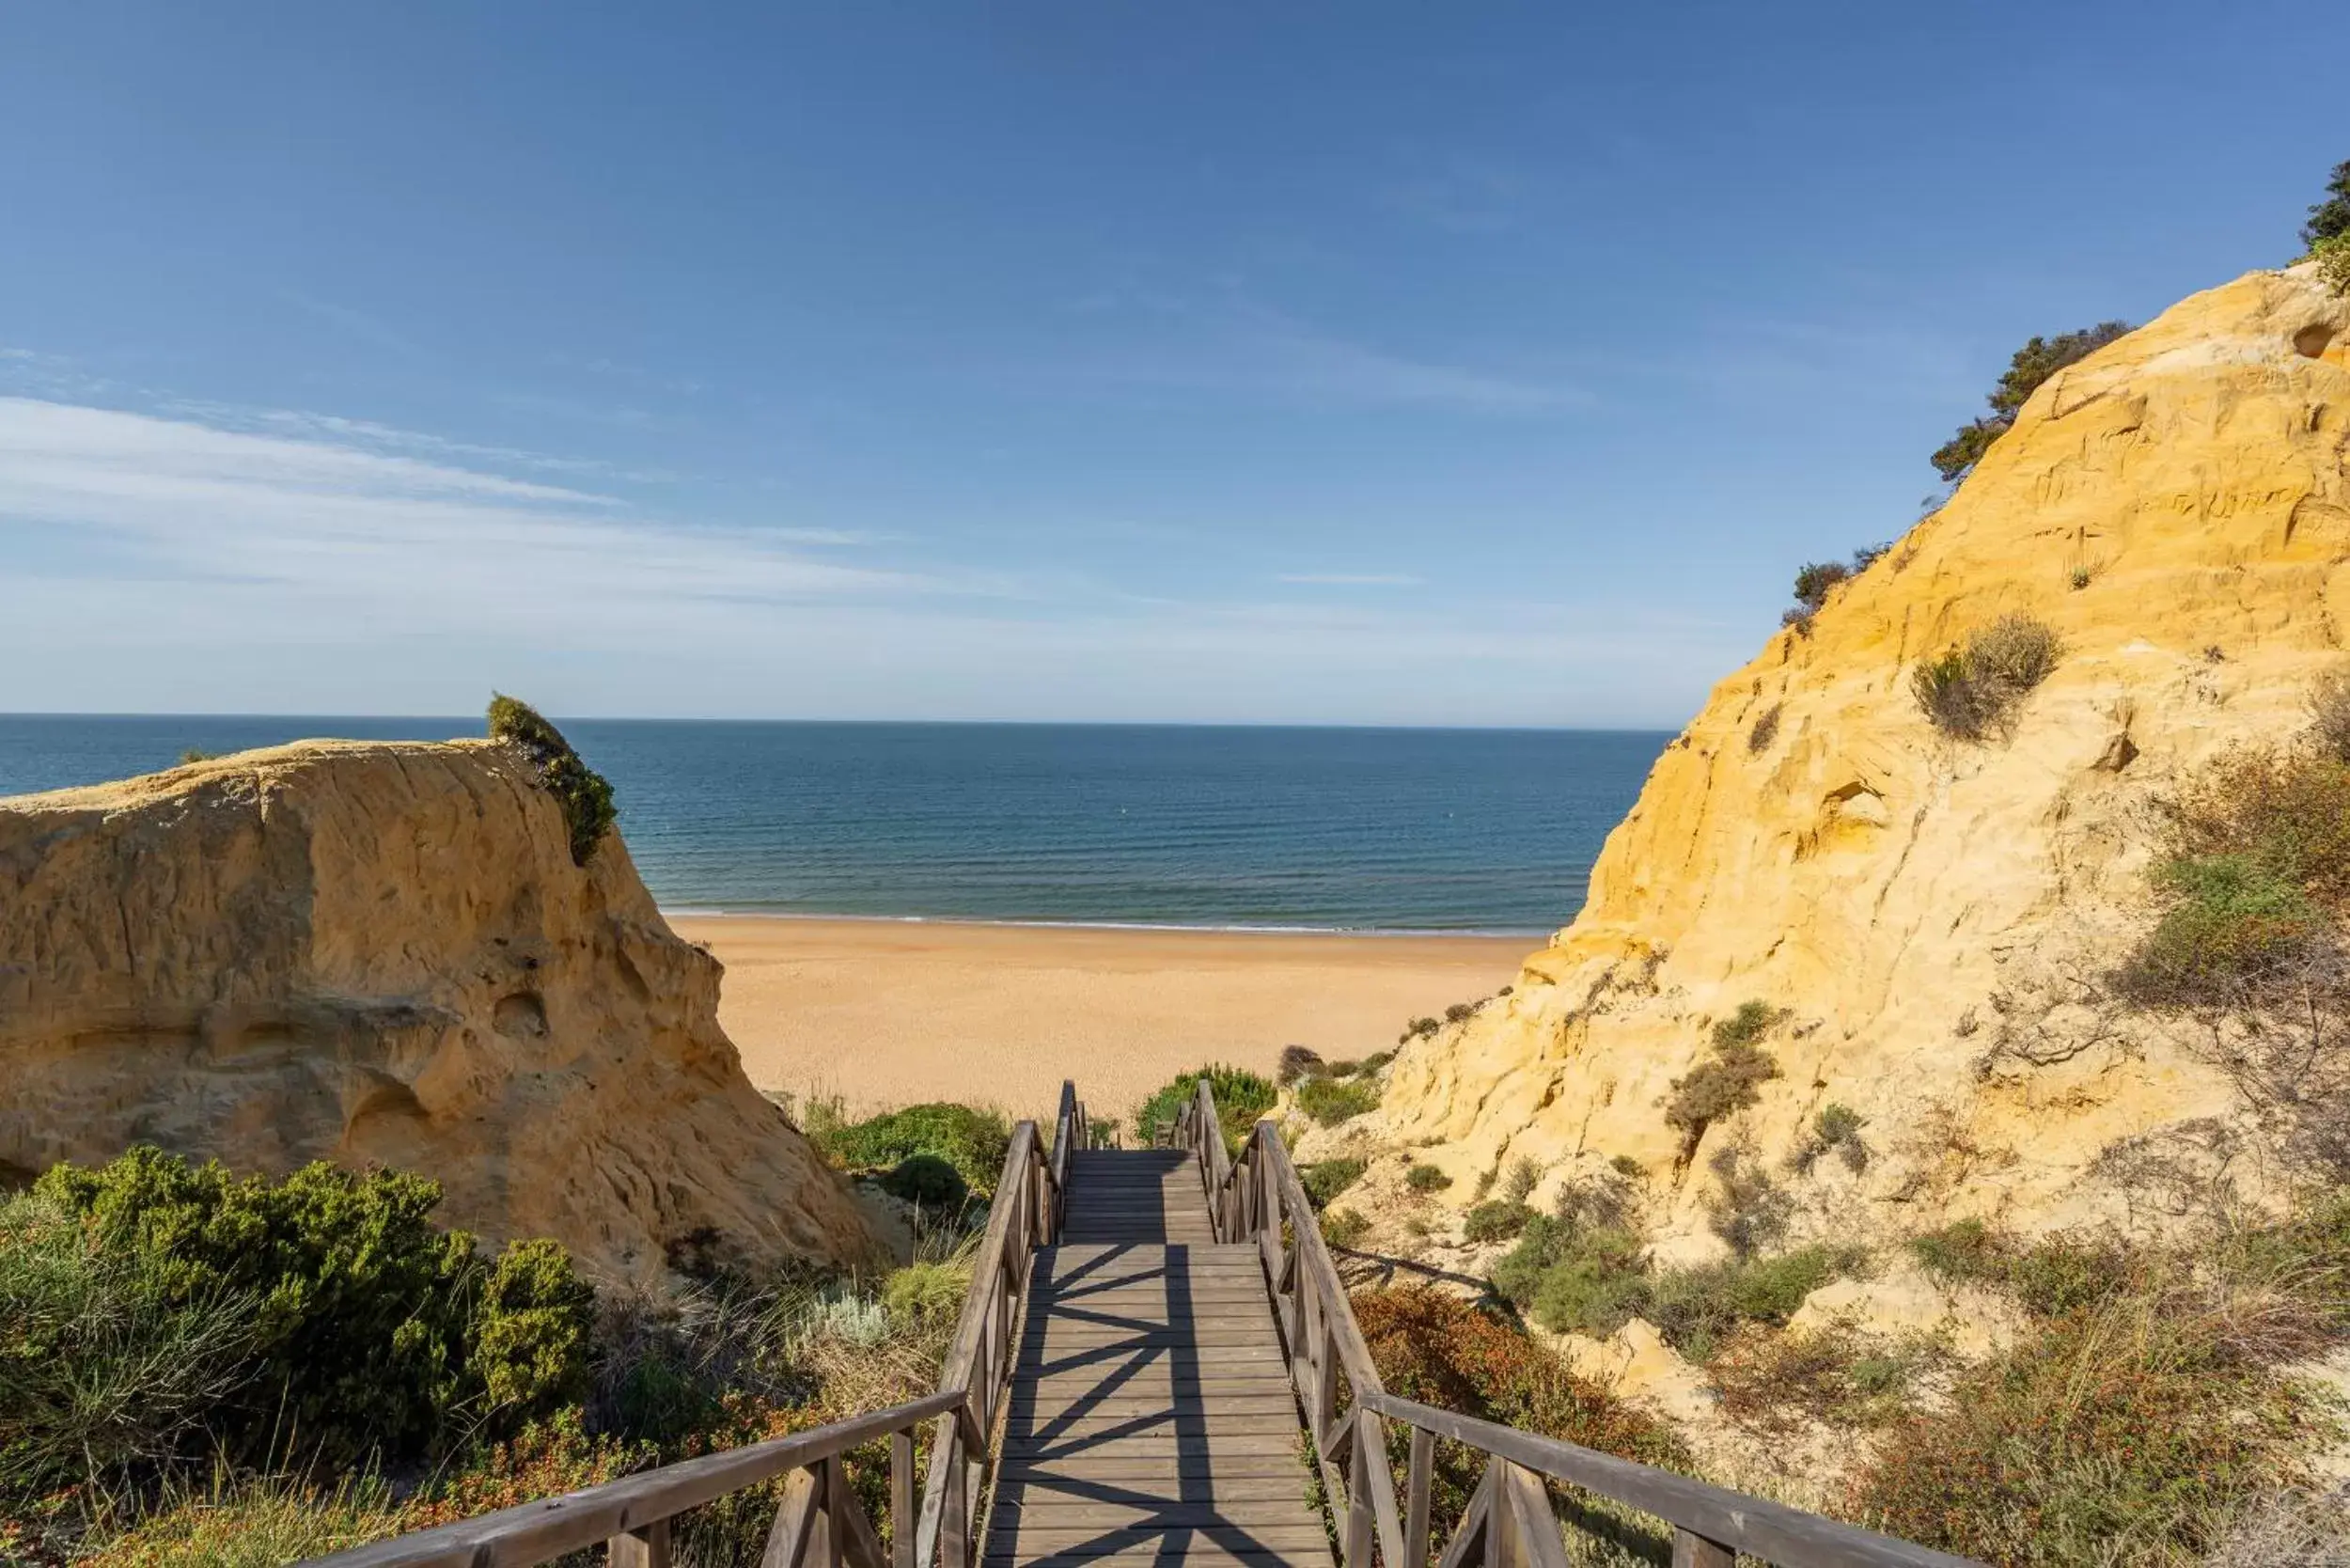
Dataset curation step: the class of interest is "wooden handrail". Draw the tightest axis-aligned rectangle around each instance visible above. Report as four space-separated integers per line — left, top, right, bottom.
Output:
306 1081 1096 1568
306 1389 965 1568
1166 1081 1984 1568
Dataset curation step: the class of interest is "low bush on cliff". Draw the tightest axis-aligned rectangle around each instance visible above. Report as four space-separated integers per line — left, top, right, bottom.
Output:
1910 614 2062 742
2 1148 593 1495
487 693 618 867
1664 1002 1781 1163
1294 1073 1380 1127
1133 1064 1277 1150
806 1101 1011 1199
1299 1158 1366 1208
1355 1288 1684 1548
1849 1214 2350 1568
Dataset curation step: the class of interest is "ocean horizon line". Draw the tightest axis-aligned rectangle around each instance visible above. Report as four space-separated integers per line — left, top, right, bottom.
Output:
0 710 1679 737
658 907 1552 940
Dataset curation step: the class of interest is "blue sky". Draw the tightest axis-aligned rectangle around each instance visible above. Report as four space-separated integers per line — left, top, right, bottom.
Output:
0 2 2338 726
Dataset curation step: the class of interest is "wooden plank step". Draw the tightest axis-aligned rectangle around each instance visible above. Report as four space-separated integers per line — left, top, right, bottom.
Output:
1008 1399 1302 1423
995 1477 1310 1504
986 1524 1332 1549
1012 1377 1298 1400
985 1550 1332 1568
1006 1435 1301 1459
1008 1388 1297 1410
1024 1327 1282 1348
999 1462 1308 1485
991 1502 1321 1529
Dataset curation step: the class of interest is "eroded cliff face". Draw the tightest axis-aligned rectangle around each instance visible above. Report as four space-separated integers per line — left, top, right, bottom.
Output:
1375 265 2350 1253
0 739 881 1282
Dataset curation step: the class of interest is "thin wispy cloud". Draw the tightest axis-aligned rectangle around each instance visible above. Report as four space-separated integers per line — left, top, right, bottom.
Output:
1277 572 1422 587
0 398 921 644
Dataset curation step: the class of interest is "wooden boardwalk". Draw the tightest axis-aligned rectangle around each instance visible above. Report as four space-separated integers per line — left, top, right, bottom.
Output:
986 1150 1334 1568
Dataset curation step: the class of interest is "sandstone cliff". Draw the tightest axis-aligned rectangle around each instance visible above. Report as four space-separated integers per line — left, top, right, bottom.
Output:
1371 264 2350 1252
0 739 881 1282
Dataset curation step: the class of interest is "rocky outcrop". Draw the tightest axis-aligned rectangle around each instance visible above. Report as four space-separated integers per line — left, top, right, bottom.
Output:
0 739 882 1283
1374 264 2350 1253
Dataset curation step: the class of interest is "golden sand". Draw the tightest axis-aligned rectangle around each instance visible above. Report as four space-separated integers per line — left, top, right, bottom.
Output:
668 916 1530 1129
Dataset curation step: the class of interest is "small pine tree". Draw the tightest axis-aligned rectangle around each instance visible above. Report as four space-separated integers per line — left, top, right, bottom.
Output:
1933 322 2133 483
2303 158 2350 250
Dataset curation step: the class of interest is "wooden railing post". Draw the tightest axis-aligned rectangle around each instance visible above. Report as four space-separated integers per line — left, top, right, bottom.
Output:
1671 1530 1733 1568
891 1429 916 1568
609 1518 671 1568
1405 1425 1435 1568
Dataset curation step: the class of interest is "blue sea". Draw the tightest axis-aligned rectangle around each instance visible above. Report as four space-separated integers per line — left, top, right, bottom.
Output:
0 717 1667 934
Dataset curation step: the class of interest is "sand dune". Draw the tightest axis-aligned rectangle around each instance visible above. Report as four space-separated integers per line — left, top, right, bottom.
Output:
670 916 1530 1129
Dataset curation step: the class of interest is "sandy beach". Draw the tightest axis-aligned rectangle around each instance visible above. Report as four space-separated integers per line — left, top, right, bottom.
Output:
668 916 1535 1127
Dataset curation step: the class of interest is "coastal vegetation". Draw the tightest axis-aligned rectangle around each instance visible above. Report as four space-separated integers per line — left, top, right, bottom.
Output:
802 1098 1011 1206
486 693 617 867
1908 613 2062 741
1930 322 2133 484
1133 1064 1276 1150
0 1147 964 1566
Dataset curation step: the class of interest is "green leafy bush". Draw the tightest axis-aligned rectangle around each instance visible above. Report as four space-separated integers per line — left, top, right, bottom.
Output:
2117 750 2350 1006
1294 1074 1379 1128
1790 1103 1869 1175
11 1148 592 1480
1664 1003 1780 1158
1132 1065 1276 1151
1404 1164 1450 1194
1645 1246 1858 1363
809 1103 1011 1196
2316 232 2350 298
1320 1208 1369 1249
1908 1217 2005 1283
487 694 618 866
1932 322 2132 482
882 1262 967 1334
1462 1202 1530 1244
2303 158 2350 250
1911 614 2062 741
1299 1158 1366 1209
875 1154 968 1212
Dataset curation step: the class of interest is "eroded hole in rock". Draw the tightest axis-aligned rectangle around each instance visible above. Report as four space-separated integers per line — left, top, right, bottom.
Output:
494 991 549 1038
2295 323 2336 359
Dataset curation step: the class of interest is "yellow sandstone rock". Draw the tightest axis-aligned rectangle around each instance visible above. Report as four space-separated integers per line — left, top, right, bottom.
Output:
1379 264 2350 1251
0 738 883 1283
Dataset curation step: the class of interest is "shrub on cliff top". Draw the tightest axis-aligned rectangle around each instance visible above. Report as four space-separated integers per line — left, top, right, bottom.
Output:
2302 158 2350 250
1294 1072 1379 1128
1932 322 2132 483
487 693 617 867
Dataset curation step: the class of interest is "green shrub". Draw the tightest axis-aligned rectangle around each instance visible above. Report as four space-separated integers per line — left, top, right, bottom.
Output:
2316 232 2350 298
1665 1004 1781 1158
1320 1209 1370 1249
874 1154 968 1212
1398 1016 1439 1044
1703 1146 1791 1260
1462 1202 1531 1244
1908 1218 2006 1283
13 1148 591 1477
1133 1065 1276 1151
2303 158 2350 250
2117 750 2350 1007
1645 1246 1858 1362
1276 1045 1323 1085
1490 1214 1647 1334
0 1192 257 1499
1932 322 2132 482
1790 1103 1869 1175
1294 1074 1379 1128
1299 1159 1366 1210
1500 1157 1541 1205
1404 1164 1450 1194
882 1262 967 1334
1849 1285 2327 1565
487 694 617 867
810 1103 1011 1197
1911 615 2062 741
